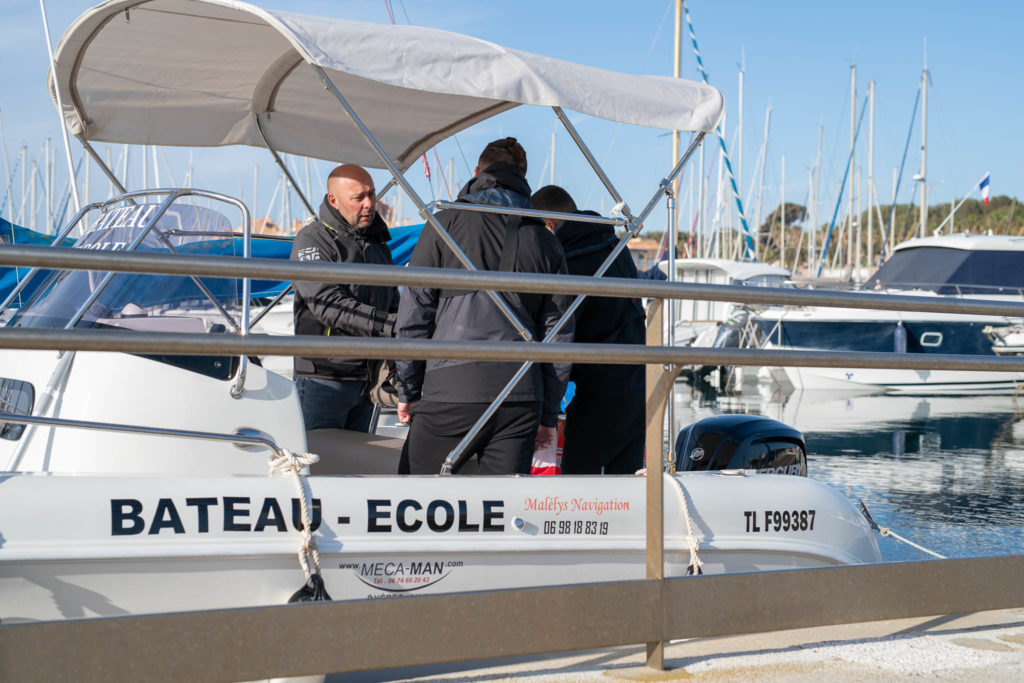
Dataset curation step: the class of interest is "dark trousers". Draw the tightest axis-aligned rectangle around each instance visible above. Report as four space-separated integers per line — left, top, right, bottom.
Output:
296 376 373 432
401 400 541 475
561 386 645 474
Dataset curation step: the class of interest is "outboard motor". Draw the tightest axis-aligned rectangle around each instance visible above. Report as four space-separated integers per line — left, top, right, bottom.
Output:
674 414 807 476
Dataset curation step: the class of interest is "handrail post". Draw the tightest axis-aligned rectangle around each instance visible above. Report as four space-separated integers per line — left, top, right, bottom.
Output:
645 297 667 670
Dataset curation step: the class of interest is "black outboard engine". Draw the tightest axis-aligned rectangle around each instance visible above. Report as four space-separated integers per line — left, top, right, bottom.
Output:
674 414 807 476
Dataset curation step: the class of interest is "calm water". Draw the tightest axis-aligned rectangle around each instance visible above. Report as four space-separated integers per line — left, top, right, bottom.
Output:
672 381 1024 562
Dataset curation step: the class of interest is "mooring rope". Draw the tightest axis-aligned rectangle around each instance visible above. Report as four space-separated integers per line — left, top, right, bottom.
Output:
858 499 946 559
667 473 705 575
269 449 324 581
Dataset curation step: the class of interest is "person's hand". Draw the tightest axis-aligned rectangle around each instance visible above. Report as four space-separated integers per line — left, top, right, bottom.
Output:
398 401 416 424
535 424 557 451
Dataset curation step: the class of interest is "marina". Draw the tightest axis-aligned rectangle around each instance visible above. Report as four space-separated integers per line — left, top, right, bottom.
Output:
0 0 1023 680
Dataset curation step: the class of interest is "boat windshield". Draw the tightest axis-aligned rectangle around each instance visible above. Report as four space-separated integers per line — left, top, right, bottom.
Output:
10 203 250 333
865 246 1024 295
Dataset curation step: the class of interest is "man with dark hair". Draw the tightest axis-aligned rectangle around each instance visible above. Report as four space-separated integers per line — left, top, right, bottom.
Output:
394 138 573 474
291 164 398 432
531 184 646 474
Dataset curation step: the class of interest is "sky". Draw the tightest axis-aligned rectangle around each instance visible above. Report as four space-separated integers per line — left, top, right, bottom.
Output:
1 0 1022 236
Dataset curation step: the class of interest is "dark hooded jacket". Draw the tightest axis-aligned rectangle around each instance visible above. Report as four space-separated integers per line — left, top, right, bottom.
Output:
394 162 573 427
291 196 398 381
555 211 646 395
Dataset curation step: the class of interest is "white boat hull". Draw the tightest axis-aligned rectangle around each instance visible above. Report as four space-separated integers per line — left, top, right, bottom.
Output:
784 364 1023 395
0 472 880 621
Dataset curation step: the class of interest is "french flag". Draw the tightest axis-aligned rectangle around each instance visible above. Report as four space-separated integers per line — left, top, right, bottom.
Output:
980 172 991 204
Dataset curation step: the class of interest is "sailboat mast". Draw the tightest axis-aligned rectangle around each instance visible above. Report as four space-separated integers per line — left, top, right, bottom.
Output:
549 131 556 186
252 165 259 232
780 154 785 268
867 80 875 275
672 0 682 265
812 124 822 268
847 65 856 277
39 0 81 216
753 106 771 260
737 63 744 220
919 66 928 237
697 139 704 257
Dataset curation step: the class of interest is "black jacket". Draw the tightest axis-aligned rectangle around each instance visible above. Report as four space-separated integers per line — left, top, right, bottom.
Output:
394 163 573 426
555 211 646 395
291 197 398 381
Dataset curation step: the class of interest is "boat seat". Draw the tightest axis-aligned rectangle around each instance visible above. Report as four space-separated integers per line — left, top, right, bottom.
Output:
306 428 403 474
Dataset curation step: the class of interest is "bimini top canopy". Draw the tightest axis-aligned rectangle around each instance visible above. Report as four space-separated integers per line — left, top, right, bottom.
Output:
50 0 725 171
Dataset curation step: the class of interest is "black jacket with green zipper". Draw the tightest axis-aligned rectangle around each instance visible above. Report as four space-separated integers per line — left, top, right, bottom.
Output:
291 197 398 381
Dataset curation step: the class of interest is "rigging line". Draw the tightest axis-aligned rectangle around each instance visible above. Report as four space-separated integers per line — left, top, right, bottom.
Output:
585 2 671 212
879 86 921 264
1004 160 1023 232
682 0 756 260
432 148 452 200
452 135 472 180
397 0 411 24
645 1 675 66
384 0 461 201
685 147 716 255
0 156 21 218
896 182 919 245
816 93 869 277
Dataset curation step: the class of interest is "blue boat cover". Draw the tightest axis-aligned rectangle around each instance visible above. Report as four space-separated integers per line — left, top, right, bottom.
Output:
0 216 425 303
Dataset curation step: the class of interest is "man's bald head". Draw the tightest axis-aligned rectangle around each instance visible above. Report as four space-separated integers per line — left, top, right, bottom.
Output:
326 164 377 228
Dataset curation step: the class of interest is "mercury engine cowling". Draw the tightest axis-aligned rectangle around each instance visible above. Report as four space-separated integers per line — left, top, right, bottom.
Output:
674 414 807 476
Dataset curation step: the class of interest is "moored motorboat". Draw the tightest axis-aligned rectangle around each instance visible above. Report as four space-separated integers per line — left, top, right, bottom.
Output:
0 0 880 624
753 233 1024 394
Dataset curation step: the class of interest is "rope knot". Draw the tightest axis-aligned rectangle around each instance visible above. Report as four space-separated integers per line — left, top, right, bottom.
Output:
268 449 319 476
269 449 324 584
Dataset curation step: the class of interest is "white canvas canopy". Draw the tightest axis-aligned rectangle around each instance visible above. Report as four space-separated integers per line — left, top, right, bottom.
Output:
50 0 725 171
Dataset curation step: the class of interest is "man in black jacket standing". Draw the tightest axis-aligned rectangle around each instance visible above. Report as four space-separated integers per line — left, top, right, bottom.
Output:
291 164 398 432
395 138 573 474
531 185 646 474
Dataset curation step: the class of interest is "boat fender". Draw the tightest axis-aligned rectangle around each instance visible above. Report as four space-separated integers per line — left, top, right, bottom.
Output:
894 322 907 353
289 574 332 602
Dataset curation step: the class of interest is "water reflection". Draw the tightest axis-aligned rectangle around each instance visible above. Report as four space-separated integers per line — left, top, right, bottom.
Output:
673 382 1024 561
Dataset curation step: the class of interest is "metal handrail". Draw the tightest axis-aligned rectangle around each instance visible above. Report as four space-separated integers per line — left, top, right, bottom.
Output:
1 328 1024 373
6 245 1024 321
3 244 1024 317
0 412 285 458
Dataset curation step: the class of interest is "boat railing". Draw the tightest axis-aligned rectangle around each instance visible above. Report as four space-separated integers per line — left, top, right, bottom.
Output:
0 189 255 400
0 411 285 460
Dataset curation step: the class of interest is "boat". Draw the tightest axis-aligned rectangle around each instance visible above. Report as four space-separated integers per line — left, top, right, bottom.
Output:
984 323 1024 356
658 257 792 347
753 233 1024 394
0 0 879 623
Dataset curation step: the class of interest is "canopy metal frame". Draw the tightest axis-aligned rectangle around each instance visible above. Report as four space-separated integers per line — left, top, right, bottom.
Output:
308 60 706 473
62 27 709 475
